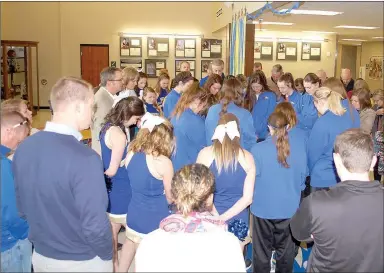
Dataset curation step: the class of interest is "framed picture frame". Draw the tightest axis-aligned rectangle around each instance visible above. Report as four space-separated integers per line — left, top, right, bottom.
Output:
147 37 169 57
145 59 166 78
276 42 297 61
175 60 195 78
201 60 211 79
120 37 142 57
201 39 222 59
301 42 321 61
175 38 196 58
120 59 142 70
254 41 273 61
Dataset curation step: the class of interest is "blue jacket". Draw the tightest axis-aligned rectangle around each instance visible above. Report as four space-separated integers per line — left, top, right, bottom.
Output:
250 127 308 219
308 110 355 187
205 102 256 151
163 89 181 119
287 92 318 133
1 145 29 252
12 127 113 261
171 109 206 171
251 91 277 140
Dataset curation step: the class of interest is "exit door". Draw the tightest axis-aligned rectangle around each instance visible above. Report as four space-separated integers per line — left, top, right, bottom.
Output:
80 44 109 87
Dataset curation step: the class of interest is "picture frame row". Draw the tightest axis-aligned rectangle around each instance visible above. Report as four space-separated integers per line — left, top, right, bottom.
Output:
120 59 213 79
120 37 223 59
254 41 322 61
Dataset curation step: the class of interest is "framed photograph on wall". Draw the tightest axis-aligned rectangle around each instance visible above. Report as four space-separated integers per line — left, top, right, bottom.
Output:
201 60 211 79
175 38 196 58
301 42 321 61
175 60 196 77
145 59 167 78
147 37 169 57
120 59 142 70
120 37 142 57
254 41 273 60
276 42 297 61
201 39 222 59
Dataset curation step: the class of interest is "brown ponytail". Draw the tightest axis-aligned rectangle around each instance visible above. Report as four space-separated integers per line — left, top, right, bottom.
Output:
268 112 290 168
220 78 243 116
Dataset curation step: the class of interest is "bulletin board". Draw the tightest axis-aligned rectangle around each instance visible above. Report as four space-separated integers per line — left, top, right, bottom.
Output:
201 39 222 59
120 37 142 57
147 37 169 57
276 42 297 61
301 42 321 61
175 38 196 58
254 41 273 60
175 60 195 78
145 59 166 78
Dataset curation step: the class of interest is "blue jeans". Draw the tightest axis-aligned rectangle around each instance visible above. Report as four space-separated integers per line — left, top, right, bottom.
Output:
1 238 32 272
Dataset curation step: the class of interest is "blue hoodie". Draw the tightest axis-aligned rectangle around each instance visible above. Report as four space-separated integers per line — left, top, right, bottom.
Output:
1 145 29 252
205 102 256 151
308 110 355 187
171 109 206 171
251 91 277 140
250 126 308 219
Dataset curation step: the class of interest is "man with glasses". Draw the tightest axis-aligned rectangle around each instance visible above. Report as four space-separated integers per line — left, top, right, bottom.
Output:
1 111 31 272
91 67 123 155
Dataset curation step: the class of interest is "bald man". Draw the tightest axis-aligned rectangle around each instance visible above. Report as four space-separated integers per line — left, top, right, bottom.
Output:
1 111 31 272
13 77 113 272
316 69 328 85
341 68 355 92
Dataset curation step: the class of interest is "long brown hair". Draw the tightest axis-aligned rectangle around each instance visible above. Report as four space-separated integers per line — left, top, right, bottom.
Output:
304 73 321 86
103 96 145 129
220 78 244 116
154 72 170 96
278 73 295 88
172 85 209 119
274 102 297 128
134 72 148 96
129 117 174 158
203 74 223 103
212 113 244 174
268 112 290 168
245 71 269 112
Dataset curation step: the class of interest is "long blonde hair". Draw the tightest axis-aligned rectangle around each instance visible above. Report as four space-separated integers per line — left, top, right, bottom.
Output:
129 118 174 158
172 85 209 119
212 113 244 174
313 87 346 116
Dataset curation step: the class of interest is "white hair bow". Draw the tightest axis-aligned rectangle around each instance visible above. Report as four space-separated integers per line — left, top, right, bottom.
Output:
211 121 240 143
112 93 129 108
140 112 166 132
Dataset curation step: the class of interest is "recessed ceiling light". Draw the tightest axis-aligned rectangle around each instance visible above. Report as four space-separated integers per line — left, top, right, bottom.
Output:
302 31 336 34
341 39 367 42
280 9 343 16
335 25 379 30
253 21 294 26
372 36 384 39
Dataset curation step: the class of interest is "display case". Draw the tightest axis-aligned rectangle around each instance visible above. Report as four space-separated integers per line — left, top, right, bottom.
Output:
1 40 39 115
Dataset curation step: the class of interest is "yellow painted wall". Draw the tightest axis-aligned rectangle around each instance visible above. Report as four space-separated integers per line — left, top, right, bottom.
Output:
360 41 384 91
254 31 337 80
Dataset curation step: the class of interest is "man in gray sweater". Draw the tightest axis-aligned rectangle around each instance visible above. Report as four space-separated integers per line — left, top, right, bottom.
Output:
290 128 383 272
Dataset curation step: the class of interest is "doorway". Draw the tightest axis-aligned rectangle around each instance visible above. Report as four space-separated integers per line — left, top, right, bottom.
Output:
340 45 357 79
80 44 109 87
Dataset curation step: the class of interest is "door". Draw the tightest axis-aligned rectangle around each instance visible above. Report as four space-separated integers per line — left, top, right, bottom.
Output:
340 45 357 79
80 44 109 87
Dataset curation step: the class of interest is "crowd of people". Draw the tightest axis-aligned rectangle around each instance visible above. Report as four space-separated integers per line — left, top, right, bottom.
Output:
1 59 383 273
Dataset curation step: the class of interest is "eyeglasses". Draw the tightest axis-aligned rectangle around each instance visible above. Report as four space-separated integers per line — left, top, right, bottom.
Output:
110 78 123 82
12 120 28 128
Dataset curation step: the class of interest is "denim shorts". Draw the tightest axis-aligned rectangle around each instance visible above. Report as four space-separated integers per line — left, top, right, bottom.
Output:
1 238 32 272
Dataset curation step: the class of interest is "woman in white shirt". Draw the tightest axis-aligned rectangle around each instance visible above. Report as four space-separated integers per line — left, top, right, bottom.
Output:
135 163 246 272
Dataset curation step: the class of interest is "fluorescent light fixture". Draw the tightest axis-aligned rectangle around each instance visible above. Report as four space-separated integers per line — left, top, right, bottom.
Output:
255 29 268 31
335 25 379 30
280 9 343 16
341 39 367 42
119 32 203 38
253 21 294 26
302 31 336 34
372 36 384 39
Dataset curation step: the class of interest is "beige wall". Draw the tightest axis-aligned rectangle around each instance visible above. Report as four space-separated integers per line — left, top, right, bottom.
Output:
254 31 337 80
2 2 215 106
360 41 384 91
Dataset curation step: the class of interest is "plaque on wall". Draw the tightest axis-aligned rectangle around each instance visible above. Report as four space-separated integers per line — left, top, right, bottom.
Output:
175 38 196 58
145 59 167 78
301 42 321 61
120 37 142 57
175 60 195 78
147 37 169 57
276 42 297 61
254 41 273 60
201 39 222 59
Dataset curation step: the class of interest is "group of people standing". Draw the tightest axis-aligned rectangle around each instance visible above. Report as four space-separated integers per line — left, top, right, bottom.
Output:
1 58 383 273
